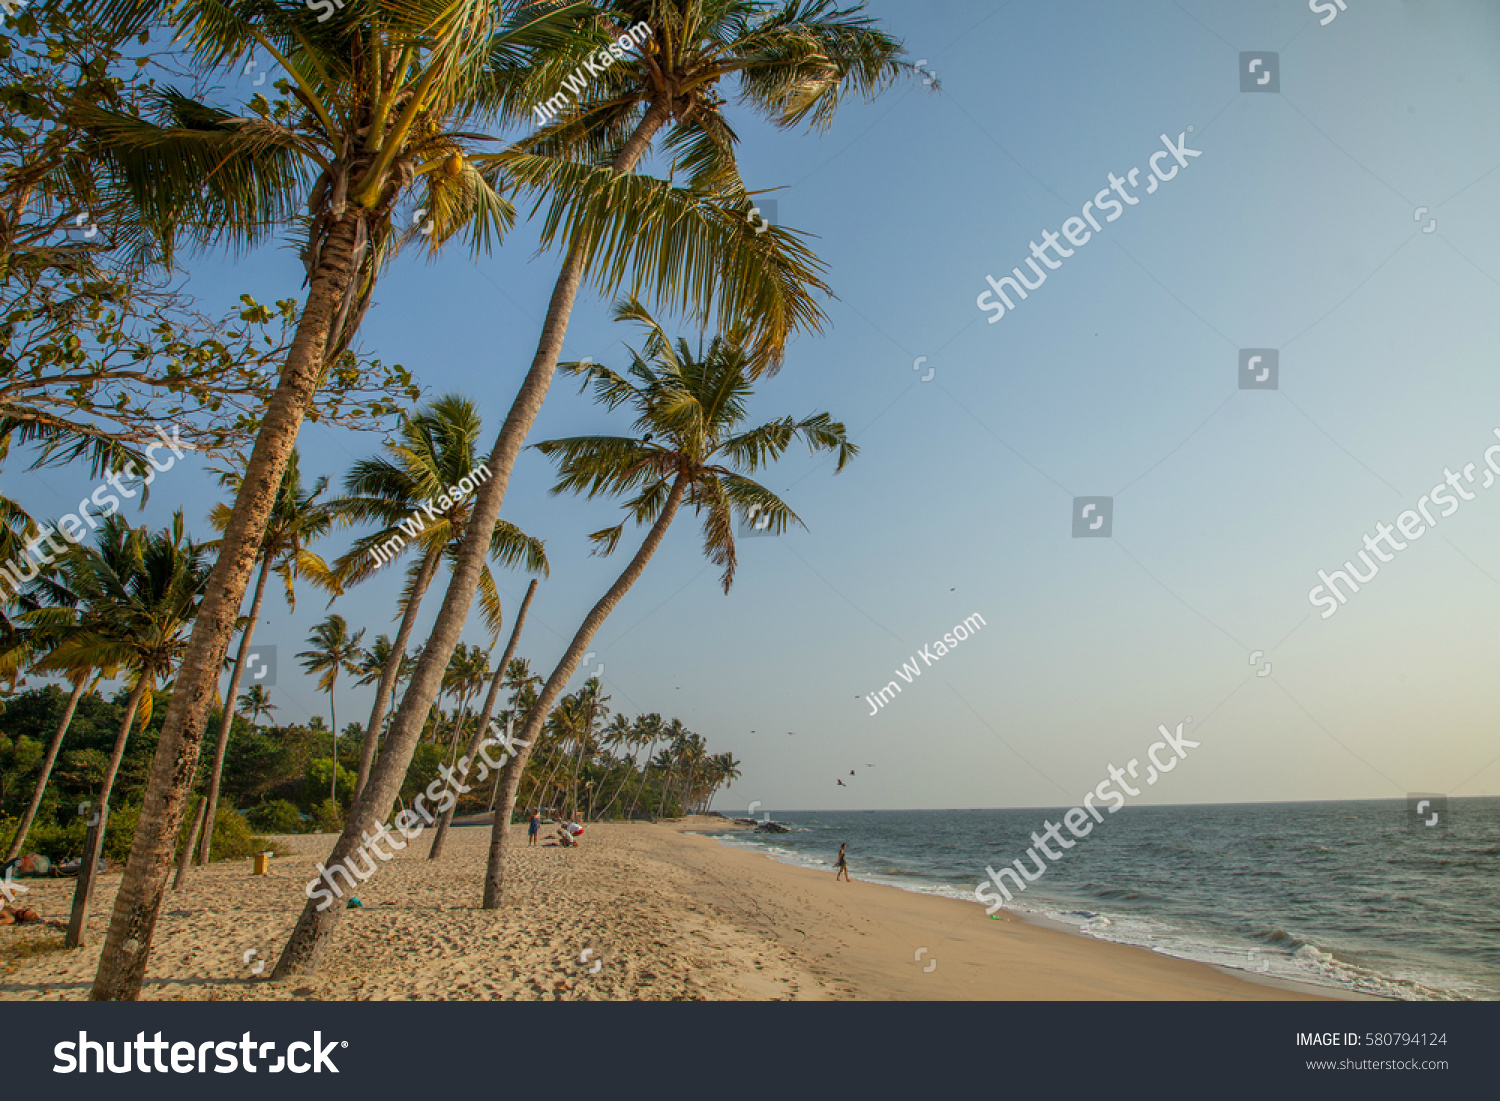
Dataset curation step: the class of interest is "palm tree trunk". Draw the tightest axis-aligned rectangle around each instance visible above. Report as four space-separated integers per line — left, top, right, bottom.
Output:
599 752 633 819
195 555 273 865
353 543 441 800
172 797 207 891
625 739 659 821
329 689 339 805
428 578 536 860
91 210 368 1001
482 475 687 909
4 676 87 862
444 696 471 762
67 674 150 948
270 108 670 980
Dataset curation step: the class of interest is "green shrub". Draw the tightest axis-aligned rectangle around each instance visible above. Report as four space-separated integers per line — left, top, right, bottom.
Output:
248 799 305 835
209 806 285 860
17 816 88 863
304 759 357 809
309 798 343 834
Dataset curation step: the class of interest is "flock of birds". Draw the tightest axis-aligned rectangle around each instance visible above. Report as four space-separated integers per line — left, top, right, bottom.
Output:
750 729 873 787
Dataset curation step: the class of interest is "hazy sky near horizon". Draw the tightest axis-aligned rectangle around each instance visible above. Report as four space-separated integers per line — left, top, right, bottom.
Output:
12 0 1500 813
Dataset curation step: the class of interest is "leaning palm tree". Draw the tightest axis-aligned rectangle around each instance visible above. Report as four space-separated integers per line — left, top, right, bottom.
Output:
25 513 209 946
194 449 335 865
624 712 667 820
706 751 742 812
237 684 276 729
269 0 893 981
2 663 104 863
314 3 888 964
329 395 547 799
296 615 364 804
99 0 841 1002
85 0 611 999
440 642 491 759
427 577 538 861
480 299 855 906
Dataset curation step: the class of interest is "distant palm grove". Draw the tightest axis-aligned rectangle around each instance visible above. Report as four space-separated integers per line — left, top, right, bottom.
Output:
0 0 911 999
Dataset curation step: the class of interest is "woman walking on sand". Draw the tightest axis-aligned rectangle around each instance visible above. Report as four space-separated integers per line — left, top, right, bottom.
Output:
835 842 851 882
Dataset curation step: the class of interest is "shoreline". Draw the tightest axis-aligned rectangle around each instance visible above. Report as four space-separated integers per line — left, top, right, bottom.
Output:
1 816 1336 1000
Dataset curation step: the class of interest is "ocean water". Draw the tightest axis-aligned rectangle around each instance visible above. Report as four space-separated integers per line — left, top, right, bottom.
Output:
703 799 1500 999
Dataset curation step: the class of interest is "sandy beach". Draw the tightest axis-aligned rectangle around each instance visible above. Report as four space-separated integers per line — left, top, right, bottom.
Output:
0 817 1330 1001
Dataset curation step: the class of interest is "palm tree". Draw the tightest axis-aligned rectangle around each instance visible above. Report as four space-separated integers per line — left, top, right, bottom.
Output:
25 513 210 946
237 684 276 729
276 0 883 979
329 395 547 799
440 643 491 759
668 729 708 815
87 0 606 999
705 751 742 812
597 712 637 818
296 615 364 804
481 299 855 906
625 712 667 820
491 658 542 812
427 577 538 861
3 666 100 863
194 449 334 865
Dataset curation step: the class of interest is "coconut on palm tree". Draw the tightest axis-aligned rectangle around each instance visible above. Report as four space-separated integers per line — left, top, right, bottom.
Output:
296 615 365 804
481 299 854 906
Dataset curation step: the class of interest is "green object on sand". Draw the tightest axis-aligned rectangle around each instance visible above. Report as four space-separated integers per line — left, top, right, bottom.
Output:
346 897 363 909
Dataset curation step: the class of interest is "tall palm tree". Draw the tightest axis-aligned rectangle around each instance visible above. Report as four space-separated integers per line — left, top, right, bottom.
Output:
625 712 667 819
26 513 209 946
2 666 101 863
274 0 879 980
427 577 537 861
440 642 491 759
705 751 741 812
296 615 364 804
194 449 334 865
597 712 638 818
87 0 609 999
481 299 854 906
237 684 276 729
329 394 547 798
491 657 542 812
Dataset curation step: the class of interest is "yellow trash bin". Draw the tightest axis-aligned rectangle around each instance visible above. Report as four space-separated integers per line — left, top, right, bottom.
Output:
252 852 270 876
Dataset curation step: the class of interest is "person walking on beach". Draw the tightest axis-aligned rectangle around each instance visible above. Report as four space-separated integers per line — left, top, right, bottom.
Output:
834 842 850 882
528 813 541 846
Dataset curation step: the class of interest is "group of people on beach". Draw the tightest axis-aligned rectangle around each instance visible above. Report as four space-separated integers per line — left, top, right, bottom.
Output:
527 812 584 848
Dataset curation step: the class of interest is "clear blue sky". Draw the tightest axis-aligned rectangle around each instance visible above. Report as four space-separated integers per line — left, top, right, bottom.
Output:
14 0 1500 812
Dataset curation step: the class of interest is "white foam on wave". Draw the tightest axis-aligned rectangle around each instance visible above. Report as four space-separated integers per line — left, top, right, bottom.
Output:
701 830 1486 1001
